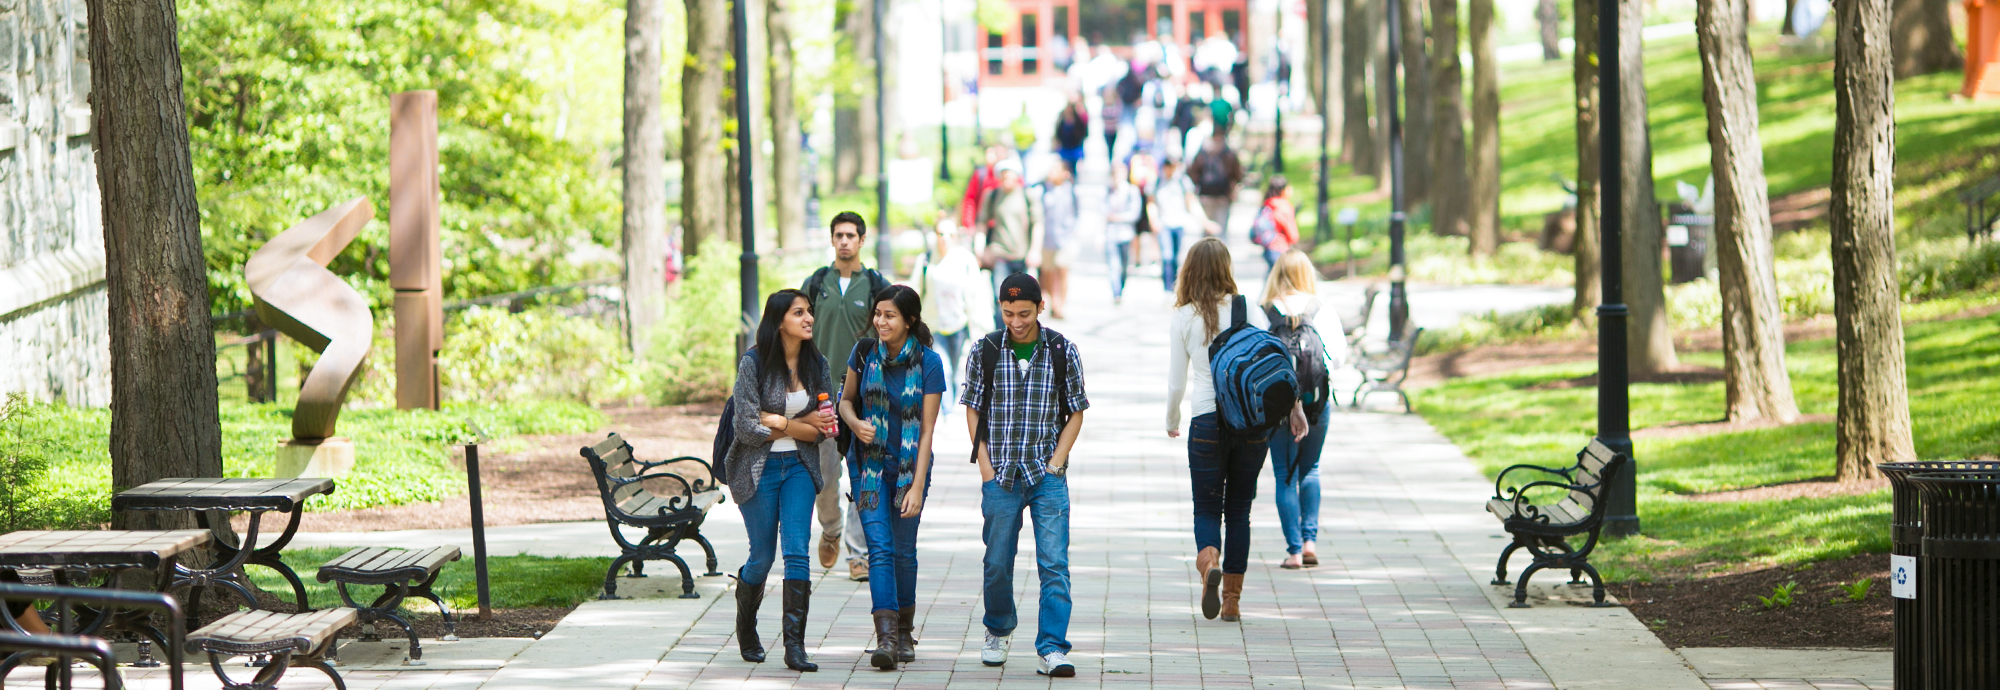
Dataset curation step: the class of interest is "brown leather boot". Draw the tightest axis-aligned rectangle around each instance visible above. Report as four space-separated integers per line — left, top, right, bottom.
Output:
895 607 917 662
869 609 899 670
1220 573 1245 622
818 534 838 569
1196 547 1222 619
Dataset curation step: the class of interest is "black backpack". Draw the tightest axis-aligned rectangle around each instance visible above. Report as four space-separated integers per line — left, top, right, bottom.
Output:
802 265 890 310
1264 305 1331 416
1195 151 1234 196
1117 70 1145 106
967 328 1073 464
712 395 737 481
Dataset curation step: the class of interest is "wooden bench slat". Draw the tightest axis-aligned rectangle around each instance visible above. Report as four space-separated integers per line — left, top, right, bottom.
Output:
189 608 356 651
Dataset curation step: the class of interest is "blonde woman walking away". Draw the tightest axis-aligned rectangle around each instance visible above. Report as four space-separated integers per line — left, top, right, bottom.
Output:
1260 250 1339 570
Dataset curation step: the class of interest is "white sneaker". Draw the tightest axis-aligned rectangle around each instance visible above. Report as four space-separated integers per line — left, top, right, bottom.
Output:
980 632 1010 666
1038 650 1075 677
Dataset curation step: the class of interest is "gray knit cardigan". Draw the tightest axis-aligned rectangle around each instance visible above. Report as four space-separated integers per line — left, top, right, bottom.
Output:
723 349 833 503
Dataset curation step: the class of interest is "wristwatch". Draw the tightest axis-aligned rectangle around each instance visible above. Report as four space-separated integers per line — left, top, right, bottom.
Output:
1048 461 1068 477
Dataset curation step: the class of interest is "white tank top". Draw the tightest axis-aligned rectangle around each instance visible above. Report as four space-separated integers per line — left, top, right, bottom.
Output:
768 388 811 452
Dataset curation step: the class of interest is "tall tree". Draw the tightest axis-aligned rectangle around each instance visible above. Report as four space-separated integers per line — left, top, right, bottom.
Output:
1400 0 1436 209
1342 0 1376 170
833 0 876 193
1891 0 1963 77
1699 0 1801 423
1308 0 1331 132
1470 0 1502 256
1371 0 1394 192
768 0 804 247
1831 0 1916 481
1430 0 1471 236
1618 0 1679 374
1538 0 1563 60
1572 0 1602 320
87 0 224 530
624 0 667 350
682 0 729 255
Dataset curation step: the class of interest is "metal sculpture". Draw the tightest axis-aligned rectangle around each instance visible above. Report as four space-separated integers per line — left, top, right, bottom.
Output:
246 197 376 441
391 91 443 410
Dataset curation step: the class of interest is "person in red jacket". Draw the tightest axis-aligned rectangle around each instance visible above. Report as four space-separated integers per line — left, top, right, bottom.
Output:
959 147 1007 233
1251 176 1300 272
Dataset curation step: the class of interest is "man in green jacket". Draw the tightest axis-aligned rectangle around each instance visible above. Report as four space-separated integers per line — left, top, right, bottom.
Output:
801 211 890 581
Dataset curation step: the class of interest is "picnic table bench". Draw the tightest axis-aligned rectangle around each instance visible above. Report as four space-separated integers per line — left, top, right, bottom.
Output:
315 546 461 665
1486 438 1628 607
188 608 355 690
579 433 724 600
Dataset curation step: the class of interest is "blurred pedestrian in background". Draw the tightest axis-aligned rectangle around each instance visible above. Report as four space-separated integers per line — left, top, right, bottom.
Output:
1040 167 1079 319
1250 177 1299 271
1104 163 1141 305
1054 98 1089 175
918 222 986 410
1150 158 1206 291
1190 133 1244 238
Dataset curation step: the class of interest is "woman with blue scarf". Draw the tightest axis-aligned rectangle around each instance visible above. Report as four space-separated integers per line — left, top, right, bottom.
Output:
837 284 946 671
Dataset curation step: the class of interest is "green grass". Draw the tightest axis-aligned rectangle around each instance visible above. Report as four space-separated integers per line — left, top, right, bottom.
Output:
246 547 610 611
1416 310 2000 582
4 398 603 530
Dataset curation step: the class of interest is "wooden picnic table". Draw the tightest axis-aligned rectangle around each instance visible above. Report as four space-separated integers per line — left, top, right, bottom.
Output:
112 477 335 612
0 529 211 665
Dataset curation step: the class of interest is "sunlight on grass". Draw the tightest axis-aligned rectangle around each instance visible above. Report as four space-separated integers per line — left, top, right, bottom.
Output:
247 547 611 611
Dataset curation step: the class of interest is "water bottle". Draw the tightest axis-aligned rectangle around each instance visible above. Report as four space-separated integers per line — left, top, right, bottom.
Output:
817 393 838 438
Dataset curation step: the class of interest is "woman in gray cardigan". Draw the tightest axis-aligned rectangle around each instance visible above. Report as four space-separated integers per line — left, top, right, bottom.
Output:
728 288 835 672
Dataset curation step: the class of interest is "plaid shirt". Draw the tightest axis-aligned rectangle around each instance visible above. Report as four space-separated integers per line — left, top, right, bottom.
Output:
960 327 1090 488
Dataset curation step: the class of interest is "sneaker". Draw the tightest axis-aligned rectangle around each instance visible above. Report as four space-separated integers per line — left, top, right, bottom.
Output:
1037 651 1075 677
980 632 1010 666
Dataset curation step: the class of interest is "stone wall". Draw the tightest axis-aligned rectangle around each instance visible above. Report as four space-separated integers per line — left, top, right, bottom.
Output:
0 0 109 407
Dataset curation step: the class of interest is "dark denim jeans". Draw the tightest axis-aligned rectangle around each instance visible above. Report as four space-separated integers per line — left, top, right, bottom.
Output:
1188 413 1270 574
1266 404 1329 555
1106 240 1131 301
852 462 930 612
1160 224 1185 291
736 451 817 585
981 475 1072 656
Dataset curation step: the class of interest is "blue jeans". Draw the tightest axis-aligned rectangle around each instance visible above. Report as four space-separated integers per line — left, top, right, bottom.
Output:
1266 404 1328 555
992 259 1029 330
852 462 930 612
934 328 970 408
1160 224 1186 291
736 452 817 584
1188 413 1269 574
981 475 1072 656
1106 240 1131 301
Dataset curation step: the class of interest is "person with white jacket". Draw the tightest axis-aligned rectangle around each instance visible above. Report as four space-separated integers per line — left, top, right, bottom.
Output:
919 222 988 409
1259 250 1340 570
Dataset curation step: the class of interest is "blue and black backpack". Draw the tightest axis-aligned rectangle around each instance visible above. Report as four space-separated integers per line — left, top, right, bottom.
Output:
1208 296 1299 436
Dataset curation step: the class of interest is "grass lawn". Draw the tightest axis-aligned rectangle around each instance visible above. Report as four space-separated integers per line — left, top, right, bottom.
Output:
1414 309 2000 582
247 547 610 611
1 398 603 531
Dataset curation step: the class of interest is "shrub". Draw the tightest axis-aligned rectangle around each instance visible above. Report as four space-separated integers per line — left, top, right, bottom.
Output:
439 307 642 406
644 238 814 404
0 394 55 531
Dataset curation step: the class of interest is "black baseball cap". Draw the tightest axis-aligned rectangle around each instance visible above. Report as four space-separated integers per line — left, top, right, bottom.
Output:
998 273 1043 305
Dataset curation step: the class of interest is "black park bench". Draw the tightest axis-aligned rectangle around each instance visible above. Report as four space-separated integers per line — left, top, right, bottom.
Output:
1351 327 1424 412
1486 439 1629 608
580 433 725 600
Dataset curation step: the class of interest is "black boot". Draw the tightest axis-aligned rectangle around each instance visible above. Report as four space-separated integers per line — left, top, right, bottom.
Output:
781 580 818 672
895 607 917 662
869 609 899 670
734 580 765 662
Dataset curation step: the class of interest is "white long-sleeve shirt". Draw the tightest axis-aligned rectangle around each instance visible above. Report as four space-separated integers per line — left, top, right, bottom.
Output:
919 245 984 336
1167 296 1271 433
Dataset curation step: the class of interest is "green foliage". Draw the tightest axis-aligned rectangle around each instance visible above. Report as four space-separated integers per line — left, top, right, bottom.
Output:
1758 581 1798 609
1421 302 1582 355
180 0 623 315
0 395 57 531
436 307 642 406
9 398 602 529
645 239 816 404
1840 578 1873 602
247 547 610 610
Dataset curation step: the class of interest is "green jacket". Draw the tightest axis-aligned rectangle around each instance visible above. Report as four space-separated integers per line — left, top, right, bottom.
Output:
802 265 888 382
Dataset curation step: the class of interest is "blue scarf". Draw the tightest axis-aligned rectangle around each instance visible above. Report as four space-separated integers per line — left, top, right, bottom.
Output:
858 339 925 510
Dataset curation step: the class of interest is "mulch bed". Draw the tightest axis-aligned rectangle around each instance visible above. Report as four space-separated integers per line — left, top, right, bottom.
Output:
1612 553 1891 649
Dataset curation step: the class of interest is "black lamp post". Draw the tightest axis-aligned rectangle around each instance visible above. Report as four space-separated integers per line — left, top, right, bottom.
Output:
1596 0 1638 537
940 3 953 182
1386 0 1408 341
875 0 893 274
732 0 759 352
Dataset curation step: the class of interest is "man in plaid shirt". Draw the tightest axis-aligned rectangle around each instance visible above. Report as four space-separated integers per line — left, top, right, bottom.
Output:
961 273 1088 677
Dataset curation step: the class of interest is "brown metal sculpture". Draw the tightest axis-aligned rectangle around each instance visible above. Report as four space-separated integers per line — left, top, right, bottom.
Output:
246 197 376 441
391 91 444 410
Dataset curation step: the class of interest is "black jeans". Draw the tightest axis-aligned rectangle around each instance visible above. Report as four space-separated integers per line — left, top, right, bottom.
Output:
1187 412 1270 574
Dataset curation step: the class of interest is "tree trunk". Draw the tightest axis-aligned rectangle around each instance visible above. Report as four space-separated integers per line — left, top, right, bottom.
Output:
1309 0 1329 123
768 0 804 248
1699 0 1802 423
1539 0 1564 60
1619 0 1680 374
681 0 729 256
1831 0 1915 481
1572 0 1602 320
1401 0 1436 209
1342 0 1376 170
834 0 877 193
1470 0 1502 256
1430 0 1470 236
87 0 224 531
1372 0 1394 193
1891 0 1963 77
624 0 667 351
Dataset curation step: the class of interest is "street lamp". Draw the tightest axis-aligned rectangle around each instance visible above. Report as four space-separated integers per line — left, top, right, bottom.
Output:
875 0 893 273
732 0 759 352
1386 0 1408 341
1597 0 1638 537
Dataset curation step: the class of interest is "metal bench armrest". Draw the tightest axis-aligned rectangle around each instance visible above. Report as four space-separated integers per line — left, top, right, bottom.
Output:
1492 463 1574 499
1502 478 1594 504
635 456 718 493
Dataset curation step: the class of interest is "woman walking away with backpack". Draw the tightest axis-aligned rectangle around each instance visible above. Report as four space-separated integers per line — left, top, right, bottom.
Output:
1251 177 1300 272
1260 251 1339 570
727 289 837 672
838 285 947 670
1166 238 1307 622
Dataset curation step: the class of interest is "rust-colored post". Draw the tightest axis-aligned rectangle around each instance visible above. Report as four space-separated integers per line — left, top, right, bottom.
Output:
391 91 443 410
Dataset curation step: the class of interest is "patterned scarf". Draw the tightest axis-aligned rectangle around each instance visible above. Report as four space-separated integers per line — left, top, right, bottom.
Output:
858 339 925 510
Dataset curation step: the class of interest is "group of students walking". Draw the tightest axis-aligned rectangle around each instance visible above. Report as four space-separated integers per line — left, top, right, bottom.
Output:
720 213 1332 677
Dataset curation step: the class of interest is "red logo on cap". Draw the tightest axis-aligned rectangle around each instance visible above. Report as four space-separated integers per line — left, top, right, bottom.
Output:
1007 288 1020 297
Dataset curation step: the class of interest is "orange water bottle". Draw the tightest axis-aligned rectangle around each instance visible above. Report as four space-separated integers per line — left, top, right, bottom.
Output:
817 393 838 438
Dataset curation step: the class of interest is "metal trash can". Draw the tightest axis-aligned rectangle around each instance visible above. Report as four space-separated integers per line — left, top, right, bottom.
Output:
1909 470 2000 687
1880 461 2000 690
